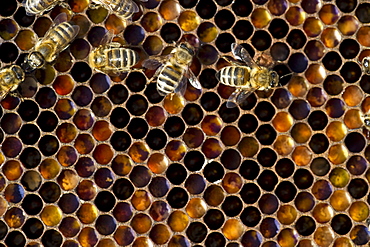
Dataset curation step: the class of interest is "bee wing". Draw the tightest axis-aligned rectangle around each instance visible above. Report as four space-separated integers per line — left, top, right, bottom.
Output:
231 43 255 67
54 12 68 25
99 29 115 46
142 58 165 71
226 89 255 108
185 69 201 89
174 75 187 96
123 0 140 14
22 0 37 15
255 50 275 68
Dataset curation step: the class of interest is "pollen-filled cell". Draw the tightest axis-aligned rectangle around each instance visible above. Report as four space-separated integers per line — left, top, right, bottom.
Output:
159 0 181 20
285 6 306 26
340 16 359 36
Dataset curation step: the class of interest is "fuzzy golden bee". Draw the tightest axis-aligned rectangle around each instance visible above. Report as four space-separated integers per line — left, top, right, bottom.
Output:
23 0 65 15
22 13 79 72
143 42 201 96
0 65 25 99
89 41 139 75
90 0 142 20
217 43 280 108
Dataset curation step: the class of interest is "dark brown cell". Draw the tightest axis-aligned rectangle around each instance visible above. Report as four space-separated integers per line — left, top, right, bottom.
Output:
160 23 180 43
59 217 80 238
167 187 189 209
72 85 93 107
251 30 272 51
258 193 279 214
289 99 311 120
1 113 21 134
340 61 362 83
185 174 206 194
312 180 333 200
94 190 116 212
149 177 170 198
2 137 22 158
71 61 92 82
296 216 316 236
129 165 152 188
95 215 117 235
350 225 370 245
260 217 280 238
39 181 61 203
215 9 235 30
345 132 365 153
5 231 26 247
348 178 368 199
21 194 43 215
322 51 342 71
222 196 243 217
336 0 357 13
186 222 208 243
76 180 97 201
41 229 63 247
241 230 263 247
91 96 112 117
0 42 18 63
306 87 327 107
323 74 343 95
232 0 253 17
58 193 80 214
94 168 114 189
331 214 352 235
54 50 73 72
113 202 133 222
22 217 44 239
126 94 148 116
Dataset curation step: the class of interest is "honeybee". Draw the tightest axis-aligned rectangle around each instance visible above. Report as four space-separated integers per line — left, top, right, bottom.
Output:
90 0 143 20
143 42 202 96
217 43 280 108
23 0 67 15
22 13 79 72
0 65 25 99
362 56 370 75
88 33 139 75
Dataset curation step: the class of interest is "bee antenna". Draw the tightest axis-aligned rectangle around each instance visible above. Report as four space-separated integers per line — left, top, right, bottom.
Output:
280 72 293 79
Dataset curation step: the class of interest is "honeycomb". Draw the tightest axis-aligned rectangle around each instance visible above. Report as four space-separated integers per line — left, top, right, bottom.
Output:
0 0 370 246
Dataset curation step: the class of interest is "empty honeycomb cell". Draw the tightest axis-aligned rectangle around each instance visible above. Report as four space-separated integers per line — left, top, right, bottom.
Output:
183 151 205 172
71 61 92 82
285 6 306 26
345 132 365 152
340 61 362 83
5 231 25 247
331 214 352 235
251 8 272 28
257 169 278 191
339 39 360 59
232 20 253 40
203 161 225 182
308 111 328 130
126 94 148 116
222 196 243 217
269 19 289 40
0 42 18 63
275 158 294 178
232 0 253 17
257 148 277 168
59 216 80 237
215 33 236 53
240 183 260 204
251 30 272 51
127 118 149 139
275 181 297 203
22 217 44 239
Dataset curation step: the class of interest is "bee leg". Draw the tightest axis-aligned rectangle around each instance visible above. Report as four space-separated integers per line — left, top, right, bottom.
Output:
58 1 71 10
89 2 101 9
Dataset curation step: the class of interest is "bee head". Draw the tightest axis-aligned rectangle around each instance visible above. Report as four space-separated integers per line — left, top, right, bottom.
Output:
175 42 195 64
23 52 44 72
362 57 370 74
363 114 370 127
11 65 25 82
269 71 279 87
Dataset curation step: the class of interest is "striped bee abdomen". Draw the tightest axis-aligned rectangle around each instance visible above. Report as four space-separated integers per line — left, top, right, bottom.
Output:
25 0 58 14
218 66 251 87
157 64 184 95
47 23 77 47
107 48 138 70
